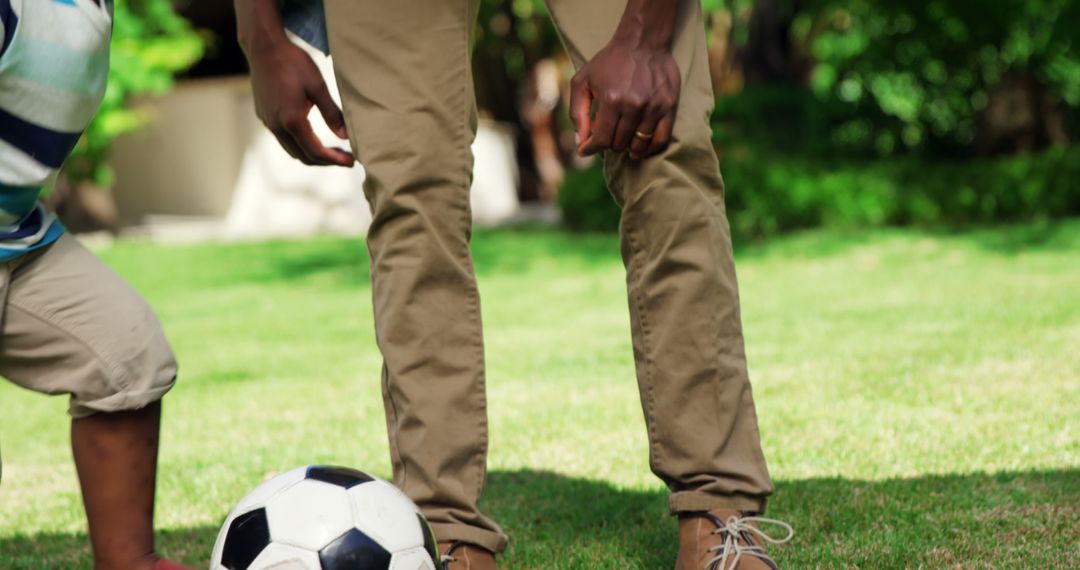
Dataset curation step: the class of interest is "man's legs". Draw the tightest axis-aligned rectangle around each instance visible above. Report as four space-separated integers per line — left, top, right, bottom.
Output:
0 234 182 569
323 0 506 553
546 0 774 512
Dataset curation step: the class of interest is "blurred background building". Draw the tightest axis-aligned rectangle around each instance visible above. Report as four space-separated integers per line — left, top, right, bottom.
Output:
55 0 1079 243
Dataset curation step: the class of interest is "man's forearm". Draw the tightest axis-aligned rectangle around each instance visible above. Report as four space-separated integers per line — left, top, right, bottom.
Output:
234 0 288 55
612 0 680 51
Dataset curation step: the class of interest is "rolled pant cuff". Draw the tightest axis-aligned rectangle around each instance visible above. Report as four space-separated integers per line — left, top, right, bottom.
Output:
428 522 509 554
669 491 768 515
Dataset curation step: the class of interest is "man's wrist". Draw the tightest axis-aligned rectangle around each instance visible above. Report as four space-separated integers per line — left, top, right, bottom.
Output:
612 24 673 52
612 0 678 52
239 28 289 58
235 0 290 57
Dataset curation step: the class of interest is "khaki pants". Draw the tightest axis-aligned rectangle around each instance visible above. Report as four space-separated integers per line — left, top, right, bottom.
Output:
0 234 177 480
324 0 773 552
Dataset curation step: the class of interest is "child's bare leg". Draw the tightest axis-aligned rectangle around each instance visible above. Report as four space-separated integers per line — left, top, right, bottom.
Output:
72 402 171 570
0 236 186 569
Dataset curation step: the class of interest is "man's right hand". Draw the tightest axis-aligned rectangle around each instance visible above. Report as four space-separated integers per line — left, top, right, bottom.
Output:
239 16 354 167
247 41 354 167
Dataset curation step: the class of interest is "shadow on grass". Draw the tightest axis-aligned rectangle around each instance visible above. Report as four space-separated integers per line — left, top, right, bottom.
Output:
731 219 1080 261
268 220 1080 285
132 228 624 291
109 220 1080 294
4 468 1076 569
946 219 1080 254
258 228 622 287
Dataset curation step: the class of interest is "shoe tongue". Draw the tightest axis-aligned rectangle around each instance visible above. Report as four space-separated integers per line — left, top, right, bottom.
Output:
707 508 744 520
710 513 764 549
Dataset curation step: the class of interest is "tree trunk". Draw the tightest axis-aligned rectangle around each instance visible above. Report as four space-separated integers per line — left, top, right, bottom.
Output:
738 0 805 86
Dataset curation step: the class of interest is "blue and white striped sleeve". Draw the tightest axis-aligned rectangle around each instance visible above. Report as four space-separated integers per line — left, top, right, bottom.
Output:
0 0 15 57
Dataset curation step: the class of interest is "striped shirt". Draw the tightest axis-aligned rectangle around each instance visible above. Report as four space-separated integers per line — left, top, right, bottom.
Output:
0 0 112 261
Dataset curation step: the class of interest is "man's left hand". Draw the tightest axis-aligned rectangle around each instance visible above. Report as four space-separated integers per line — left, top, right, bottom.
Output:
570 41 681 160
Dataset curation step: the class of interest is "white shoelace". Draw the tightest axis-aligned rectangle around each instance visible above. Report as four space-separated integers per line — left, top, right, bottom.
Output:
440 549 460 568
706 515 795 570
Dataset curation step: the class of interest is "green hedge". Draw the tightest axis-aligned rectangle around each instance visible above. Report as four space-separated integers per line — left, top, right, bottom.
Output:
557 164 622 233
557 147 1080 239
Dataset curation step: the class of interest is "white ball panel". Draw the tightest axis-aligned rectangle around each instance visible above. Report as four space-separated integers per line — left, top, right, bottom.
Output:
266 480 355 551
212 467 309 567
347 479 424 552
390 547 439 570
248 541 322 569
235 466 310 513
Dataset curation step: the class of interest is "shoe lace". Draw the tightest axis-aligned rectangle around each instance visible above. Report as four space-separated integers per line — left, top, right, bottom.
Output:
705 515 794 570
440 542 465 569
440 549 457 569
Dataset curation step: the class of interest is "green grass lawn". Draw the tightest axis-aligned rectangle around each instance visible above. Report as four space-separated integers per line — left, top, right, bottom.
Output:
1 222 1078 569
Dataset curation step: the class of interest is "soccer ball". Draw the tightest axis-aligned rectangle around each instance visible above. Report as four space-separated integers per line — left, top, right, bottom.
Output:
211 465 441 570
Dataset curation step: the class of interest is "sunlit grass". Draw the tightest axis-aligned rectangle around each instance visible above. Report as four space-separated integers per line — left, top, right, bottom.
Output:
1 222 1078 568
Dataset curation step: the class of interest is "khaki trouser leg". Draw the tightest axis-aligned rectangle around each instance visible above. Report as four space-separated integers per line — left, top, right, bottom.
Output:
0 234 177 484
323 0 506 553
546 0 774 513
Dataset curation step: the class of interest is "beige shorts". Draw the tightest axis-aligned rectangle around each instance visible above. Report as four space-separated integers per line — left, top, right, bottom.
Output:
0 233 177 419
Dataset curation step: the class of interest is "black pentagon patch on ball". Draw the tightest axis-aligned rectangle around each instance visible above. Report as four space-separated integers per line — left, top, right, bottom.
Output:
319 528 392 570
305 465 376 489
221 508 270 570
419 514 440 565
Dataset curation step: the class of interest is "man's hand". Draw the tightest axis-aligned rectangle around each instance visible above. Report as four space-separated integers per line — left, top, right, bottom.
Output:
570 0 682 161
248 42 354 167
236 0 353 167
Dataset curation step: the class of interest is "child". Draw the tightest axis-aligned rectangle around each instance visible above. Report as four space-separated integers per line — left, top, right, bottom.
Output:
1 0 189 568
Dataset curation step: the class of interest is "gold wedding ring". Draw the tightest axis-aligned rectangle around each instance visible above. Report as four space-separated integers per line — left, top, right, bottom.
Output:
634 130 654 140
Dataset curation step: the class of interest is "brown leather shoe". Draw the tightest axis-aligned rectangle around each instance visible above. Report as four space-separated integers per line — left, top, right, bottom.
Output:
439 541 498 570
675 509 793 570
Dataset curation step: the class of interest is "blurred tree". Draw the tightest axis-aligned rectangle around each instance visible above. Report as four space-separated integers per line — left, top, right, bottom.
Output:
53 0 204 230
66 0 205 187
560 0 1080 234
473 0 566 202
172 0 248 78
740 0 807 85
799 0 1078 156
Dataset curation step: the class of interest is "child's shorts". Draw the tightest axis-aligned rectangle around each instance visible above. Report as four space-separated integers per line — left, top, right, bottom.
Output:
0 233 177 419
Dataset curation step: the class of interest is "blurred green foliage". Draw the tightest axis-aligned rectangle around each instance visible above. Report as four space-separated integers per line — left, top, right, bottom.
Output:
62 0 204 187
559 147 1080 237
557 163 621 233
560 0 1079 236
722 147 1080 239
475 0 555 78
799 0 1080 155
